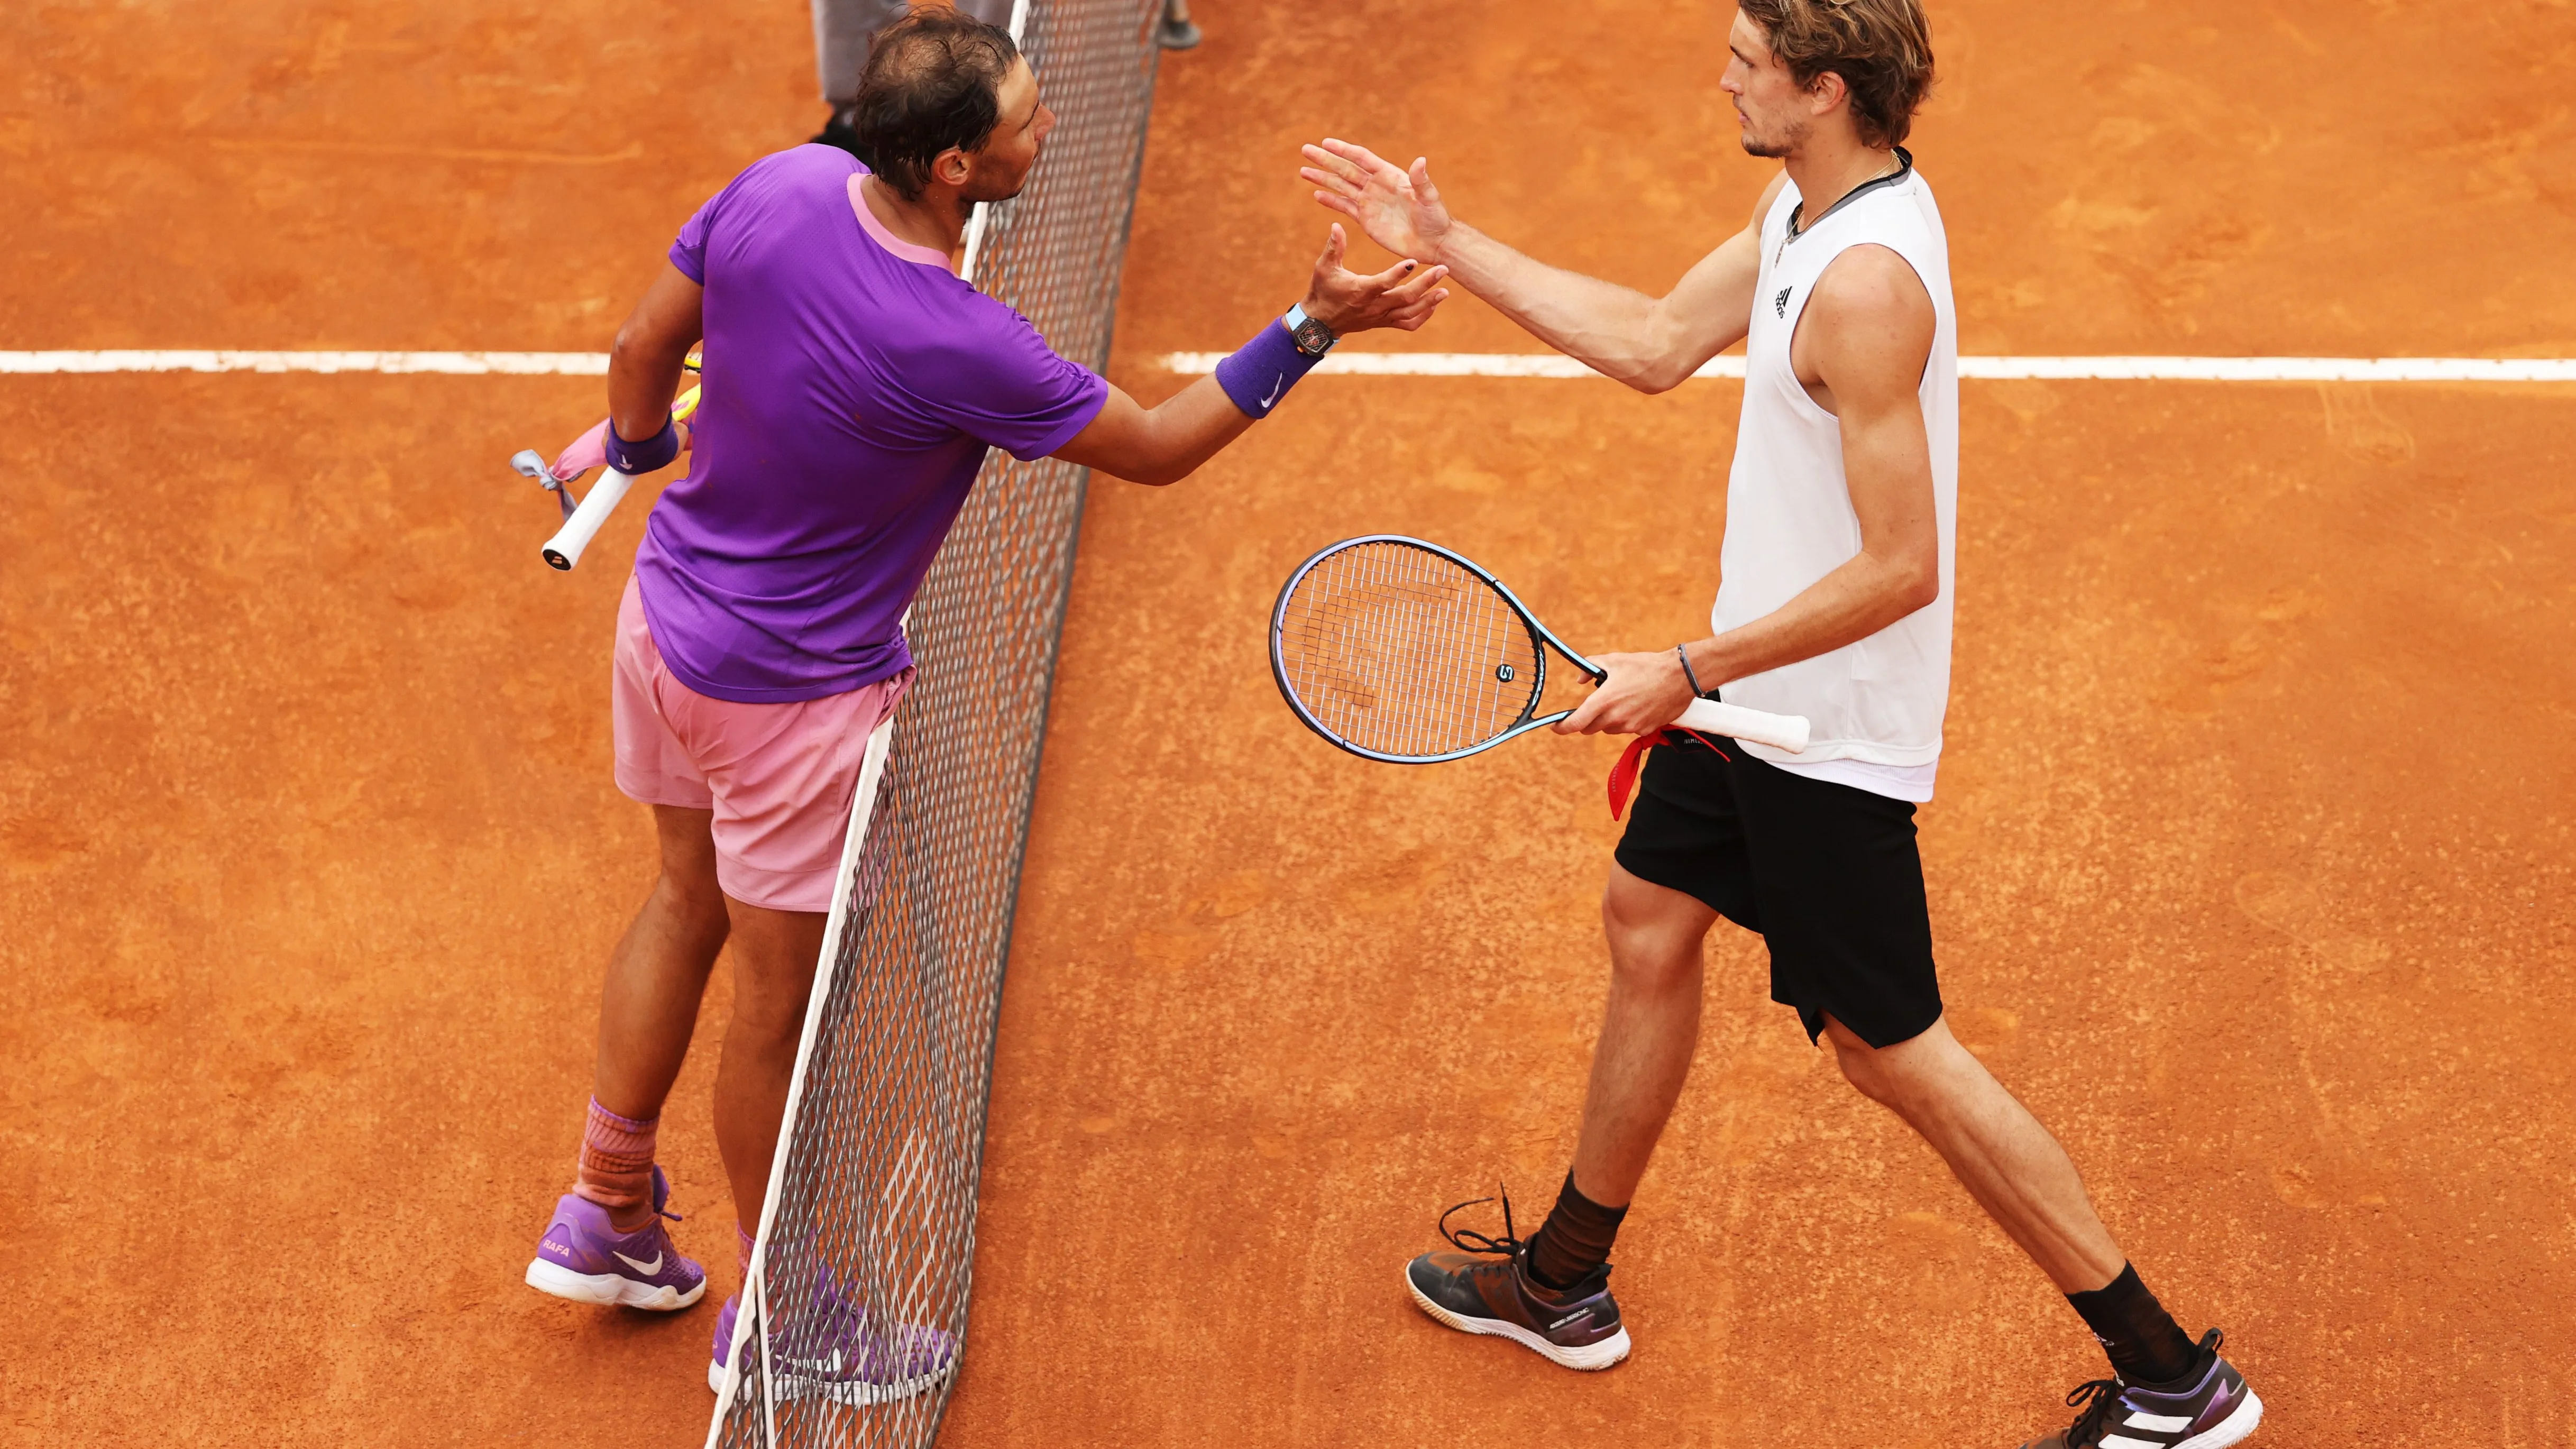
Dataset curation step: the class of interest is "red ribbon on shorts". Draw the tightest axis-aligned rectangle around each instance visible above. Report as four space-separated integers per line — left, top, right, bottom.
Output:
1606 727 1731 821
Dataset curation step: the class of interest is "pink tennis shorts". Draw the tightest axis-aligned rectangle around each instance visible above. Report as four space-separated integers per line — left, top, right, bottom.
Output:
611 575 909 913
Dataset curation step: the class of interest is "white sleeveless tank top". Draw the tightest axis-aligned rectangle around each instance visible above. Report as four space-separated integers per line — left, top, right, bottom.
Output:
1712 155 1959 801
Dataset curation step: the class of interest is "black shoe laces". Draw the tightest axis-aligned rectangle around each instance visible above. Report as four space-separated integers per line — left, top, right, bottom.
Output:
2053 1328 2224 1449
1435 1184 1525 1257
2057 1378 2120 1448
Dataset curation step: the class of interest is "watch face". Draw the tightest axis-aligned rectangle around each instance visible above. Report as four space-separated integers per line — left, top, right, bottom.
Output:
1294 319 1334 356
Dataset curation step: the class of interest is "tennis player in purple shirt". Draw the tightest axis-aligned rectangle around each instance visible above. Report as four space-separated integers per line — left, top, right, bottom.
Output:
519 8 1447 1398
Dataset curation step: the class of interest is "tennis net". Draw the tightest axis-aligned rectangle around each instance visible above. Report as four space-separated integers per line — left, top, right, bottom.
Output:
707 2 1165 1444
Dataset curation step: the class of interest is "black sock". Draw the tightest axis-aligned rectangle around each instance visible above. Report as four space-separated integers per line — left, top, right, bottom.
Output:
2067 1262 2200 1385
1523 1172 1627 1292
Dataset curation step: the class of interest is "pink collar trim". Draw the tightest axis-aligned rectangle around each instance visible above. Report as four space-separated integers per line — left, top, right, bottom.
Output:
846 174 954 269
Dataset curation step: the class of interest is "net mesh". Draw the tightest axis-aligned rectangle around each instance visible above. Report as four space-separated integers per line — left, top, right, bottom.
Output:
708 3 1163 1444
1273 540 1546 759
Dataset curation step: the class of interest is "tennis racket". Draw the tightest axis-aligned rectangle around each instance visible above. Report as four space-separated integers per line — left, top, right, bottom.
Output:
1269 535 1811 762
507 351 704 572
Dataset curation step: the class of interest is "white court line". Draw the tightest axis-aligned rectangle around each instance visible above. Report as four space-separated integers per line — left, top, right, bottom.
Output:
1162 351 2576 383
0 351 607 375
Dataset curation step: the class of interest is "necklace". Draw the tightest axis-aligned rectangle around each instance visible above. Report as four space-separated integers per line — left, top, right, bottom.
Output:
1783 149 1908 244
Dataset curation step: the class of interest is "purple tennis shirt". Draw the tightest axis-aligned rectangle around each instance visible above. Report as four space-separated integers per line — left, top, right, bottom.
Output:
634 145 1108 703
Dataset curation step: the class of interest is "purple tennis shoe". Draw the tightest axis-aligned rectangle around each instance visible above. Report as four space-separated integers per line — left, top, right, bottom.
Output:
524 1166 708 1312
707 1277 958 1405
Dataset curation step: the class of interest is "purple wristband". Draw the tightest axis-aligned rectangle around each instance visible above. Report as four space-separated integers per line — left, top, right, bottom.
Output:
1213 319 1321 420
604 416 679 475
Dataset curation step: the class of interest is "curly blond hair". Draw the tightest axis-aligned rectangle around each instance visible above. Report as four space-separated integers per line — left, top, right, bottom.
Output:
1736 0 1936 149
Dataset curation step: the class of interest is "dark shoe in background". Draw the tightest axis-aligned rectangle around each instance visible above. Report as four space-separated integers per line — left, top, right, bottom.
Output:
812 107 867 162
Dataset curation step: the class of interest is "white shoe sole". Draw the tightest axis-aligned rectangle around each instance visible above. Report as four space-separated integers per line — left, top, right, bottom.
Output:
524 1257 705 1312
707 1354 956 1404
1404 1266 1630 1371
2177 1387 2263 1449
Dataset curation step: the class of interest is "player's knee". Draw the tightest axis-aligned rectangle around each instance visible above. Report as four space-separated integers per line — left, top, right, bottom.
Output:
1825 1020 1904 1106
1601 876 1711 991
655 867 728 928
1833 1047 1896 1105
728 990 810 1048
1601 915 1700 995
1830 1016 1957 1115
1608 943 1699 999
726 958 813 1039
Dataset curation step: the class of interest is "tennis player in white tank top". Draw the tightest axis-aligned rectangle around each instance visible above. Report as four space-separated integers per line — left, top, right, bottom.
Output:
1304 5 2260 1445
1721 148 1956 799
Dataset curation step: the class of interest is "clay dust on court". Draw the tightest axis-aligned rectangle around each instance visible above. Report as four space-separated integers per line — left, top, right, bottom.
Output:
6 2 2573 1445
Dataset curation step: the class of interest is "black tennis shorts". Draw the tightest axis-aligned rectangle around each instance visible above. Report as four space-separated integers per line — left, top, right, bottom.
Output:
1614 729 1941 1049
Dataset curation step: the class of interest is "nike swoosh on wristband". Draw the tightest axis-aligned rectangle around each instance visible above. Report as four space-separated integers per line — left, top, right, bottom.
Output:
1260 373 1284 408
615 1250 664 1275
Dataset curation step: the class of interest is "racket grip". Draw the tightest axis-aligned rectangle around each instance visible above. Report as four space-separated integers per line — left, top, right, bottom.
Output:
1677 696 1811 754
541 466 636 572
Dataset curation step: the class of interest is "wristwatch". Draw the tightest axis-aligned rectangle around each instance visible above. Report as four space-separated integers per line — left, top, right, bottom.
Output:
1284 302 1339 359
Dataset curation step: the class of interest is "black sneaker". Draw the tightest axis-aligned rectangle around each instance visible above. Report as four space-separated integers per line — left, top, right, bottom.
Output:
1401 1188 1630 1371
811 108 867 163
2019 1330 2263 1449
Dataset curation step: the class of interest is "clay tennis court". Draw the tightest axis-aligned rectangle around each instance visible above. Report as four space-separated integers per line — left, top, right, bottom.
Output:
7 1 2573 1445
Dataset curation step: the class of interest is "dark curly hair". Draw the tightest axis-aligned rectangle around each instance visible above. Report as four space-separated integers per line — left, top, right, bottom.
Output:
1736 0 1936 149
850 7 1022 200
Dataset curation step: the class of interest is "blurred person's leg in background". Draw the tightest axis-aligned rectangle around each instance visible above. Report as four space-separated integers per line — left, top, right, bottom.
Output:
813 0 1021 153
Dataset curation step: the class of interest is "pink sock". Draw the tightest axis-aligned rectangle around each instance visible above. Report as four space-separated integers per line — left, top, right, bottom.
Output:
572 1097 657 1218
737 1225 756 1283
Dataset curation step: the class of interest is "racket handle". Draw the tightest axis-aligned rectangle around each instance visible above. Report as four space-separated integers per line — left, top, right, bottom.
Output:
1677 696 1811 754
539 384 696 571
541 466 636 572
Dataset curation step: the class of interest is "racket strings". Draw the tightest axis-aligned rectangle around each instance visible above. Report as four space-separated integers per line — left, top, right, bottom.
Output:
1277 541 1542 759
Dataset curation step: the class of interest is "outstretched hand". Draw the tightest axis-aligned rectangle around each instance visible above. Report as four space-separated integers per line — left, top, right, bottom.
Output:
1301 222 1450 335
1301 139 1454 265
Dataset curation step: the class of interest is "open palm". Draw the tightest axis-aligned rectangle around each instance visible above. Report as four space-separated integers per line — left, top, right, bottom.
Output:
1300 139 1453 263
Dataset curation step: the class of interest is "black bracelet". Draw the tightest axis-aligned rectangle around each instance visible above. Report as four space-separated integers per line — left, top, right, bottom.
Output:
1674 644 1705 698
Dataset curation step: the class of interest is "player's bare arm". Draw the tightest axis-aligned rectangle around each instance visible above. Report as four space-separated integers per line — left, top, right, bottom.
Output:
1560 242 1937 736
1053 223 1448 485
607 264 705 449
1301 138 1784 392
598 49 1449 498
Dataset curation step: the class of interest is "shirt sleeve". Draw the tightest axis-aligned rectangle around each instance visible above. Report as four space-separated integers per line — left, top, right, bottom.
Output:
914 302 1112 462
668 181 731 285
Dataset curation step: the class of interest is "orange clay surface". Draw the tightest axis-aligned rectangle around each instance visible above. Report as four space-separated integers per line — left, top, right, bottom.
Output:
5 1 2574 1446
